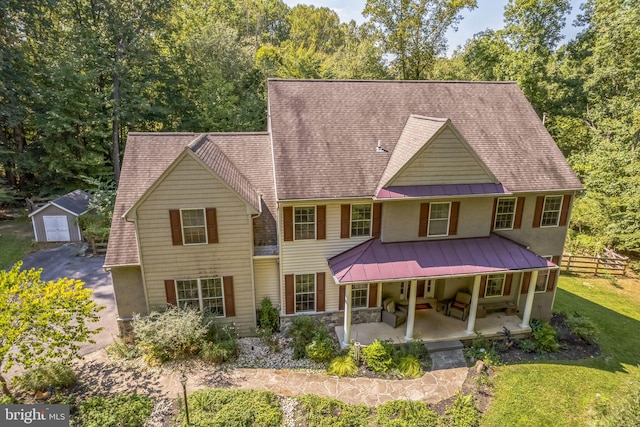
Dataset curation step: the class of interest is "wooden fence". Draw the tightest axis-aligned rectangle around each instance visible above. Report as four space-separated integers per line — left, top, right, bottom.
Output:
561 252 629 276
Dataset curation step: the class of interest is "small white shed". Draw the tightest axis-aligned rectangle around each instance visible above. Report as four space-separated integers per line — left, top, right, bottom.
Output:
29 190 91 242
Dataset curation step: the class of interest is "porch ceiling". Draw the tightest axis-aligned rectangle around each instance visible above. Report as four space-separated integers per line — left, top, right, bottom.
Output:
328 235 555 284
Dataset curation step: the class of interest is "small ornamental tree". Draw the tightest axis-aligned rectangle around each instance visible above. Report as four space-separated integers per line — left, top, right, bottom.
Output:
0 262 102 397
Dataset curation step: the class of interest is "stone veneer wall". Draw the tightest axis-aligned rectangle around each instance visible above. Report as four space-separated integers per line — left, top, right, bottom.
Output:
280 308 381 334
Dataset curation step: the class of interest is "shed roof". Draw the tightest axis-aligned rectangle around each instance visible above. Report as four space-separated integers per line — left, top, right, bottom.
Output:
29 189 91 218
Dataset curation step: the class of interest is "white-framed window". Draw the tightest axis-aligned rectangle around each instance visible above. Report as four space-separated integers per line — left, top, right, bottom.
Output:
295 273 315 312
485 274 505 298
351 204 372 237
352 284 369 308
294 207 315 240
181 208 207 244
428 202 451 237
541 196 563 227
535 256 553 292
176 277 224 317
494 198 517 230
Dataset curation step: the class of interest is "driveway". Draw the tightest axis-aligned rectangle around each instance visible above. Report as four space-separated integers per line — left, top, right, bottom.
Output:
19 243 117 355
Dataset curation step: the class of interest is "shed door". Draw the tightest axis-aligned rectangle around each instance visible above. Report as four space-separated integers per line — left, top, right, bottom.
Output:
43 216 71 241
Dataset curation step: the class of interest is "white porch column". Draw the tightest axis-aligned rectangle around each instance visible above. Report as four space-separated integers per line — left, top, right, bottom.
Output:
404 280 418 341
466 275 482 334
342 284 353 347
520 271 538 328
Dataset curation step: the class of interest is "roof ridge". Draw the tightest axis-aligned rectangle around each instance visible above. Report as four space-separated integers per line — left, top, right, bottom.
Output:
328 238 377 282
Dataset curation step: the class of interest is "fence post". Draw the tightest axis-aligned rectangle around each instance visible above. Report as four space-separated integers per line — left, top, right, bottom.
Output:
594 256 600 276
566 254 572 272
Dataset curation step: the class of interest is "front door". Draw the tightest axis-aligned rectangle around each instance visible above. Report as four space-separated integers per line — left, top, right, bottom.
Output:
43 215 71 241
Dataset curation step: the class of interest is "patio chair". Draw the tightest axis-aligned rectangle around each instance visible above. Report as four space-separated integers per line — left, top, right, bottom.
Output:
448 292 472 321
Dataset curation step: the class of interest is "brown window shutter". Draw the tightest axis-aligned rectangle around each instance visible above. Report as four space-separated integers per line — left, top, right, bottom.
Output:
372 203 382 238
449 201 460 235
521 272 532 294
316 272 325 312
514 197 525 229
491 198 497 231
317 205 326 240
532 196 544 228
341 204 350 238
503 273 513 296
559 195 572 226
419 203 430 237
285 274 294 314
223 276 235 317
480 276 487 298
169 210 183 245
165 280 177 306
547 256 561 291
368 283 378 308
206 208 218 243
338 285 345 311
283 207 293 242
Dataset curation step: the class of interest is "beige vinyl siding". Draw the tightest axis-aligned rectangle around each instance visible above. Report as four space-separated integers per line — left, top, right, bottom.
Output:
382 198 493 242
390 128 494 186
135 155 256 334
110 266 147 318
280 201 373 312
32 205 82 242
254 258 280 308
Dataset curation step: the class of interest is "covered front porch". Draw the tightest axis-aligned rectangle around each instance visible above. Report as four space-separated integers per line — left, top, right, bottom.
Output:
335 309 528 345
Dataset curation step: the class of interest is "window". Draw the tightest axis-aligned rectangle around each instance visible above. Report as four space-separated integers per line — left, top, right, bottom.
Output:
428 202 450 237
535 256 553 292
295 274 315 312
294 207 315 240
485 274 505 297
181 209 207 244
541 196 563 227
351 204 372 237
494 198 516 230
176 277 224 317
352 284 369 308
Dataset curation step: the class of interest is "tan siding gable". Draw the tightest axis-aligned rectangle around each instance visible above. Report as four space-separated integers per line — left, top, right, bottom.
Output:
254 258 280 307
389 128 495 186
136 155 256 333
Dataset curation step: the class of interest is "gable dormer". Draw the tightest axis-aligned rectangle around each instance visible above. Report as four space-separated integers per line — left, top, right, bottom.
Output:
376 116 499 193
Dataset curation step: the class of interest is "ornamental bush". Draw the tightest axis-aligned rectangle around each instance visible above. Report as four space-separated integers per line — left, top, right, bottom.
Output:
444 392 480 427
375 400 439 426
186 389 282 427
532 322 560 353
14 362 76 392
306 335 335 362
295 394 371 427
397 355 423 378
327 356 358 377
75 394 153 427
362 339 393 374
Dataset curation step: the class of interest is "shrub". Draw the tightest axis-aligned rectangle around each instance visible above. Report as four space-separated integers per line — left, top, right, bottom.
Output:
258 297 280 334
375 400 439 426
515 338 537 353
133 307 207 363
306 335 336 362
464 332 501 367
443 392 480 427
75 394 153 427
565 312 597 343
397 355 423 378
362 339 393 374
396 340 427 360
200 341 236 364
186 389 282 427
106 339 140 360
532 322 560 353
287 316 329 360
296 394 371 427
14 362 76 392
327 356 358 377
529 318 543 332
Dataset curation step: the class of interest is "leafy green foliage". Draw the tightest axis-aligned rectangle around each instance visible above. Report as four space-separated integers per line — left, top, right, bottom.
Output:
78 178 116 243
362 339 393 374
443 392 480 427
397 355 423 378
306 335 336 363
515 338 537 353
564 312 597 343
464 332 501 367
0 262 101 397
14 362 76 392
75 394 154 427
287 316 332 360
258 297 280 335
327 355 358 377
295 394 371 427
105 339 141 360
186 389 282 427
532 322 560 353
375 399 439 426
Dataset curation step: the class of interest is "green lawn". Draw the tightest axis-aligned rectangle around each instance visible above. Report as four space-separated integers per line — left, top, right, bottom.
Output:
0 218 34 269
482 273 640 426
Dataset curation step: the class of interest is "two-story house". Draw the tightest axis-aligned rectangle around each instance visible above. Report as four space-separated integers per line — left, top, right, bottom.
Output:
105 79 583 344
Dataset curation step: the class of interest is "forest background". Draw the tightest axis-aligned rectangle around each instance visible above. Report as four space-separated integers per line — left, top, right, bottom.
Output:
1 0 638 255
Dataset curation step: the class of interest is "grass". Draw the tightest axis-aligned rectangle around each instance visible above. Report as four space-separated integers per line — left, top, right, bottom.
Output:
0 217 35 269
482 273 640 426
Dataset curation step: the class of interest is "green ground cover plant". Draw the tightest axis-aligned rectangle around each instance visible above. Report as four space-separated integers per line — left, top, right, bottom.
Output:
183 389 282 427
375 399 439 426
295 394 371 427
13 362 76 393
74 394 153 427
482 274 640 426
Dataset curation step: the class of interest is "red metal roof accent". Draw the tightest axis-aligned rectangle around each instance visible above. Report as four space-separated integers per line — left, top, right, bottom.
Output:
328 235 556 284
376 183 510 199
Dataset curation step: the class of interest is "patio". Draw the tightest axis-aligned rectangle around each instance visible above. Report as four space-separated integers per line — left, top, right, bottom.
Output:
335 309 529 346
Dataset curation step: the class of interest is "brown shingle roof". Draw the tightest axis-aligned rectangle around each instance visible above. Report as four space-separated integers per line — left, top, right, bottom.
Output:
268 79 583 200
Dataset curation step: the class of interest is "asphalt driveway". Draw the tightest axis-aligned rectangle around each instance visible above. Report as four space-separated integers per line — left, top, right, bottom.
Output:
19 244 117 355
